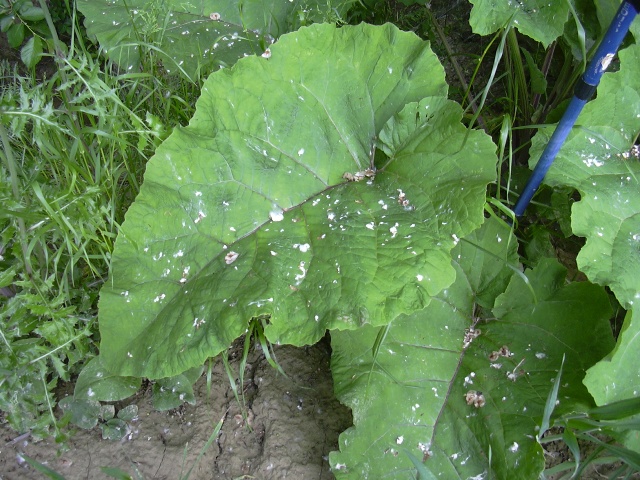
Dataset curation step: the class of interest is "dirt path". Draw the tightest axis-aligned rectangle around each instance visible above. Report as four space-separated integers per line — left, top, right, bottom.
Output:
0 339 352 479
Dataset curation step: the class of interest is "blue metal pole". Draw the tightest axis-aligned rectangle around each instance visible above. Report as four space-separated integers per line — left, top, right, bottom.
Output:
513 0 640 218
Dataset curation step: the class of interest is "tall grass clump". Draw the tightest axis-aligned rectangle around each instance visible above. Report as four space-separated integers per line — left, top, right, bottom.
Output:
0 0 202 439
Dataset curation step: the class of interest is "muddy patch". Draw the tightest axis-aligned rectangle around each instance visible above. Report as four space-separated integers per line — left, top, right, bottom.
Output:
0 339 352 479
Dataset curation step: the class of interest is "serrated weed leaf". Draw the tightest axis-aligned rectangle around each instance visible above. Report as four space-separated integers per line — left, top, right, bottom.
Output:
330 220 614 479
98 23 498 379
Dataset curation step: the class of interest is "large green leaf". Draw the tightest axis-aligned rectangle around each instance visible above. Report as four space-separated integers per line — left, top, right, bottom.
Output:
469 0 570 47
584 308 640 451
529 42 640 455
529 44 640 308
77 0 352 78
585 308 640 404
98 23 498 379
73 356 141 402
329 221 614 479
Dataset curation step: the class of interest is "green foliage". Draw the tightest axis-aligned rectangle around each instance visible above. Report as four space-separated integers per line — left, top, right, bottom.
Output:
584 308 640 452
330 220 614 478
525 38 640 455
74 356 141 402
541 377 640 478
96 22 498 379
87 1 640 476
77 0 354 79
530 43 640 309
2 0 640 477
0 0 201 438
152 366 202 411
469 0 570 47
0 0 47 68
58 396 140 440
99 404 138 440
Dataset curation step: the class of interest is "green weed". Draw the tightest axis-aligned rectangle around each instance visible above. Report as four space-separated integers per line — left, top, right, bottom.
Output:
0 0 199 439
539 363 640 479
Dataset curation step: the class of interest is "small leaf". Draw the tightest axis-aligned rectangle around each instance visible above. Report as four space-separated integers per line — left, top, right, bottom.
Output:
74 356 141 402
58 397 101 429
101 404 116 421
101 418 128 440
521 48 547 94
0 16 15 33
152 373 196 411
182 365 204 384
7 22 25 48
20 35 43 69
18 6 45 22
0 265 17 288
117 404 139 422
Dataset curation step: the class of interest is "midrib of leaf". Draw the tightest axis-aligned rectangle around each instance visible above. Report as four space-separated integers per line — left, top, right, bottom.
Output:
423 299 479 453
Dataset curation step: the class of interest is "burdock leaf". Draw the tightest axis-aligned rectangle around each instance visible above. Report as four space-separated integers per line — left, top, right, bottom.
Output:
529 44 640 308
330 220 613 479
98 23 497 379
77 0 353 78
469 0 570 47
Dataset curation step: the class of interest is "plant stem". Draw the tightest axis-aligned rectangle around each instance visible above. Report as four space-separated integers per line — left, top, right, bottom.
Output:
425 7 487 131
506 28 530 123
531 41 555 113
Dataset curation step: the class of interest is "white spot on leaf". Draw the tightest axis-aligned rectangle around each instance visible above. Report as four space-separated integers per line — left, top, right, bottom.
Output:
270 211 284 222
294 261 307 284
225 252 239 264
293 243 310 253
194 211 206 224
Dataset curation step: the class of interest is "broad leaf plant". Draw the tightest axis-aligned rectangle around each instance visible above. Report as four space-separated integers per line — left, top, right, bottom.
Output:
75 1 640 478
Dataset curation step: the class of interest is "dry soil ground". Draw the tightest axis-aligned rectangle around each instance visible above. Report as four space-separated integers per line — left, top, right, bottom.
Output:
1 339 352 479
